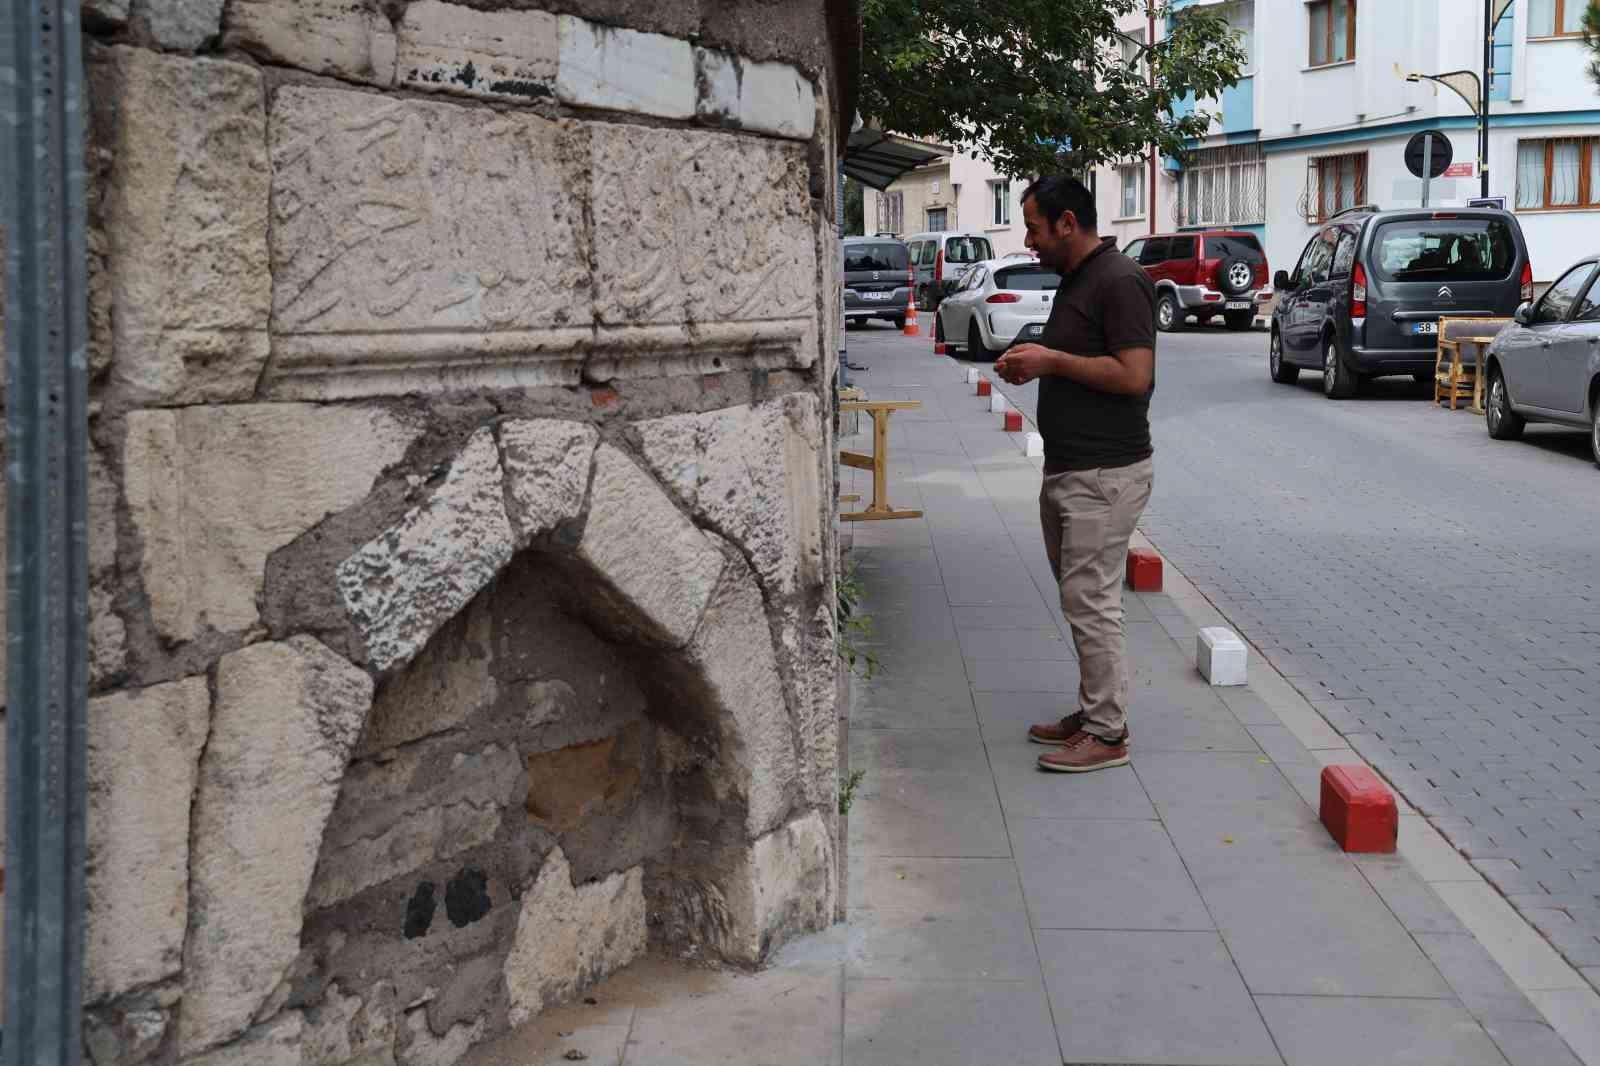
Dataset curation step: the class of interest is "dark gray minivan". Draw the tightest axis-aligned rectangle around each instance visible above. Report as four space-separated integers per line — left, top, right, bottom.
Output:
844 236 912 329
1270 207 1533 398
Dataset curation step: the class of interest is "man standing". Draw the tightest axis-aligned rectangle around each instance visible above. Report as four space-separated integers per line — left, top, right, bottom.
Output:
994 175 1156 774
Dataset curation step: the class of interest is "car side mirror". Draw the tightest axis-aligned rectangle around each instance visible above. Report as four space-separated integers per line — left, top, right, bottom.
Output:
1274 270 1295 292
1514 302 1533 326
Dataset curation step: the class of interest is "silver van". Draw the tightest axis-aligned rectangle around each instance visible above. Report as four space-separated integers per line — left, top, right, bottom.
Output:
906 232 996 311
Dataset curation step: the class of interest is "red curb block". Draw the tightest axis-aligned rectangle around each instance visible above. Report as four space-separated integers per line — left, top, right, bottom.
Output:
1320 765 1398 853
1003 409 1023 432
1125 548 1162 592
976 379 992 397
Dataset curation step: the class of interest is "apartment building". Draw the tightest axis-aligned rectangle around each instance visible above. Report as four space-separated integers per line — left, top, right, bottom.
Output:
861 152 1030 255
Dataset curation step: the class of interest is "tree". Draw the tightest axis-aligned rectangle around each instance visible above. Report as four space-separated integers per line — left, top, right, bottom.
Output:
844 177 866 235
859 0 1248 178
1584 0 1600 93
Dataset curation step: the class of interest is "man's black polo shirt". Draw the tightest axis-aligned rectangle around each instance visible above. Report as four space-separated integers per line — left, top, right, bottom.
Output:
1036 237 1157 472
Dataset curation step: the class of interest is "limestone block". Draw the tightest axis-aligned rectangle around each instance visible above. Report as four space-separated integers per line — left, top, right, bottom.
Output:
91 48 270 405
739 60 817 141
182 638 374 1055
398 1010 482 1066
308 743 523 908
722 811 835 964
590 125 815 327
634 394 823 597
83 0 129 30
85 678 210 1003
497 420 598 547
575 444 724 649
356 599 496 758
266 86 590 397
224 0 397 84
503 847 646 1025
338 428 516 673
302 982 397 1066
555 15 694 120
182 1014 304 1066
88 445 126 684
396 2 558 103
1197 626 1248 686
133 0 225 50
785 604 840 812
124 404 418 642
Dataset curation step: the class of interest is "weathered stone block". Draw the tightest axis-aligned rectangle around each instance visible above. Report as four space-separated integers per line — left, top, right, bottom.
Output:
124 404 418 642
727 811 835 964
503 848 645 1025
302 981 397 1066
82 0 130 30
396 2 558 103
223 0 398 84
85 678 211 1004
182 1013 304 1066
497 420 598 547
356 598 496 758
398 1009 482 1066
524 729 643 833
91 48 270 406
132 0 225 50
182 638 373 1055
555 15 694 120
265 86 590 398
590 124 815 328
309 742 523 908
575 444 724 649
634 393 823 597
694 49 816 141
339 428 516 673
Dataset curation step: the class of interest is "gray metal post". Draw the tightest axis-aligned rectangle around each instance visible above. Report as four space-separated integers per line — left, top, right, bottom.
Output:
837 171 850 389
1421 136 1433 208
2 0 92 1055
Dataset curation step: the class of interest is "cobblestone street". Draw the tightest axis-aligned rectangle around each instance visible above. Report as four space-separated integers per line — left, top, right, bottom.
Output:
973 319 1600 980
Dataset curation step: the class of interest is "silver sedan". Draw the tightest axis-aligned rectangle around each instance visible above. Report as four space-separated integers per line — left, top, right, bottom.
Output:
1483 254 1600 468
935 259 1061 360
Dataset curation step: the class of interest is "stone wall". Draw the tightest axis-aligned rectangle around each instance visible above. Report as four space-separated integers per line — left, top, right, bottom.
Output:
0 1 848 1062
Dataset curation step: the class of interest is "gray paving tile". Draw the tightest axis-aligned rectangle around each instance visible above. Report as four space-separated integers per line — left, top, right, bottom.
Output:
1037 930 1281 1066
1127 706 1262 753
1012 817 1213 931
847 772 1010 858
849 671 976 731
1196 863 1454 997
1134 751 1307 809
1247 723 1318 764
954 626 1074 662
843 979 1059 1066
848 856 1026 917
1481 1020 1585 1066
1256 995 1508 1066
623 965 842 1066
846 908 1040 981
966 658 1077 694
1414 932 1546 1023
972 690 1074 739
1357 862 1469 935
986 739 1159 822
951 602 1058 629
1159 801 1345 880
851 547 946 587
848 728 990 776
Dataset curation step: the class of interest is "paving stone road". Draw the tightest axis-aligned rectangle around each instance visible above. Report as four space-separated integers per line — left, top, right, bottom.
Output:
886 319 1600 981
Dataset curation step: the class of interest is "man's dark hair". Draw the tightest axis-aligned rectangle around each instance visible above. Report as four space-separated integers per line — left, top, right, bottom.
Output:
1021 175 1097 231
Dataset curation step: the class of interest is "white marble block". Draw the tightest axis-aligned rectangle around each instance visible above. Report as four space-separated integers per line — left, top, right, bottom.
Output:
1197 627 1248 686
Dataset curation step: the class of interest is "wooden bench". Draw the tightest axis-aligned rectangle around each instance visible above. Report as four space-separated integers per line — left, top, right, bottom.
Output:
1435 317 1510 413
838 398 923 521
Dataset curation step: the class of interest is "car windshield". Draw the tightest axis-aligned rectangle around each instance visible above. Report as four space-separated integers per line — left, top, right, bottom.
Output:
1205 236 1265 263
844 243 909 272
1372 219 1516 281
944 237 994 263
994 266 1062 291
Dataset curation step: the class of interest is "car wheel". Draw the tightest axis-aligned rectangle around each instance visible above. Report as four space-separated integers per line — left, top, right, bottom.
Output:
1219 257 1255 298
1322 333 1358 399
968 321 995 361
1156 292 1181 333
1269 330 1298 384
934 311 947 346
1485 368 1525 440
1591 398 1600 469
1225 311 1254 331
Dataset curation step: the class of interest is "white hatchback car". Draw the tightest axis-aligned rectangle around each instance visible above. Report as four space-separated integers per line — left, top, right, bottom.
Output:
934 259 1061 359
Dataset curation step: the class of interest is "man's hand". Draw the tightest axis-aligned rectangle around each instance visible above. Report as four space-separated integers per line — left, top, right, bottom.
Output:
994 343 1058 386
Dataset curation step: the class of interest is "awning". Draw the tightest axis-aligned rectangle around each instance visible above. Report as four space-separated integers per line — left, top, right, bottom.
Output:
844 128 951 190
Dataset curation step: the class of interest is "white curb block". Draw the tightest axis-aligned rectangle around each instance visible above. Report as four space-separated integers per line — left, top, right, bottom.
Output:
965 368 980 384
989 391 1007 414
1197 627 1248 686
1025 432 1044 458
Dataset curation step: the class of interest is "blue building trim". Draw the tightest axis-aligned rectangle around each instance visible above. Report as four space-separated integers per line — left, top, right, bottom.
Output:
1491 8 1514 103
1260 111 1600 154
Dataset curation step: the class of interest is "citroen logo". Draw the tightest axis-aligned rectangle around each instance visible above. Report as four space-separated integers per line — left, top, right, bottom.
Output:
1438 286 1454 300
872 271 880 281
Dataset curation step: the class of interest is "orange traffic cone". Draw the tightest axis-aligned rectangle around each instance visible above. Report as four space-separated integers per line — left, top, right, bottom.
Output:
903 286 919 337
933 325 947 356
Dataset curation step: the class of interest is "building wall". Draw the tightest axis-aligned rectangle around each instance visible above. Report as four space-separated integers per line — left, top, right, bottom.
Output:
2 1 850 1062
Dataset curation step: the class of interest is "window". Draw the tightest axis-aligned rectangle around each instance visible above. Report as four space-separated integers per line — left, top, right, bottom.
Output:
1168 236 1198 259
943 236 994 264
877 191 904 234
1119 166 1146 219
1308 0 1356 67
1515 137 1600 210
1223 1 1255 73
1117 27 1146 73
1331 231 1358 276
925 207 949 232
1178 144 1266 227
1576 271 1600 321
1372 219 1516 281
991 181 1011 226
1295 230 1338 286
1140 238 1171 264
1310 152 1367 221
918 241 936 266
1532 262 1595 324
964 266 989 291
844 242 910 272
1123 239 1147 261
1530 0 1585 37
993 266 1062 291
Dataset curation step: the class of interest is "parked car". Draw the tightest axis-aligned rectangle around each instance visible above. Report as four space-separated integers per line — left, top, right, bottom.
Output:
934 259 1062 359
907 232 996 311
843 236 911 329
1270 206 1533 399
1482 254 1600 467
1123 230 1270 332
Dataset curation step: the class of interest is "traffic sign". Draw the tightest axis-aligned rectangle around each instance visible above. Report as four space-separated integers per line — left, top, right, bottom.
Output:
1405 130 1453 179
1442 162 1475 179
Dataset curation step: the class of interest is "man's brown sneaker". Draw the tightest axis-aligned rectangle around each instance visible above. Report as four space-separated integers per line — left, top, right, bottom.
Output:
1037 731 1130 773
1027 713 1084 745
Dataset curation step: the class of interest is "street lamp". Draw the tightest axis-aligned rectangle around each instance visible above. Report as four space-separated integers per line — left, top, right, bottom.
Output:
1405 70 1488 199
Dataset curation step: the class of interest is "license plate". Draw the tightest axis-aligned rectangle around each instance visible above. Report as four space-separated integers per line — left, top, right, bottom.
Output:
1225 301 1251 311
1412 321 1438 335
863 292 890 301
1023 323 1045 338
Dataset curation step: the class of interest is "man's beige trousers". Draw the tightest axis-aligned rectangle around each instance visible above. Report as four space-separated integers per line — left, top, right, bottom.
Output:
1038 458 1154 739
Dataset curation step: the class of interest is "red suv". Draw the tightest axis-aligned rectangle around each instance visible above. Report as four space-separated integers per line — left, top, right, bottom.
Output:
1122 230 1271 332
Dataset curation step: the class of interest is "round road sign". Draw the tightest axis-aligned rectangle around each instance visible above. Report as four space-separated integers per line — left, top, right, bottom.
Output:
1405 131 1453 180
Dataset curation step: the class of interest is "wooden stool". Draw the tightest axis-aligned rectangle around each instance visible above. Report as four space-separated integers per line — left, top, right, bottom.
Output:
839 399 923 521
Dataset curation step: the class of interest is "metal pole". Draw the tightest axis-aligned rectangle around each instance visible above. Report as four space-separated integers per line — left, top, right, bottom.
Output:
837 171 850 389
1422 135 1433 208
1482 0 1493 198
1 0 92 1056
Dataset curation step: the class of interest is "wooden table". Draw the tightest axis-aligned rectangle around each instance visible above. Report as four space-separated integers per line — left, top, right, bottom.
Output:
838 399 923 521
1434 317 1510 415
